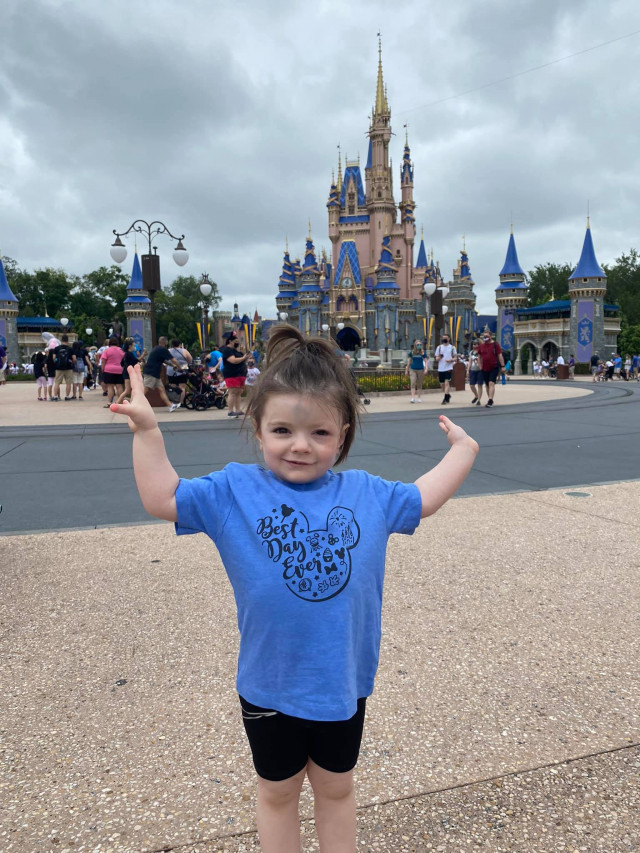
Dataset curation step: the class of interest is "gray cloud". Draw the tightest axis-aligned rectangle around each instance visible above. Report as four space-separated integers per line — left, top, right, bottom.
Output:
1 0 639 316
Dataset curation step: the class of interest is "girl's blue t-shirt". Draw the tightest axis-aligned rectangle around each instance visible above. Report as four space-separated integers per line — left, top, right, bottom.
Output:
175 463 422 721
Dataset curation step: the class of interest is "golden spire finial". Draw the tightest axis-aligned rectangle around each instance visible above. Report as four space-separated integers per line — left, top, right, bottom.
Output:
420 225 424 240
308 219 312 240
375 35 386 114
587 199 590 229
331 169 335 186
404 123 408 146
337 145 343 193
285 236 289 253
462 234 466 252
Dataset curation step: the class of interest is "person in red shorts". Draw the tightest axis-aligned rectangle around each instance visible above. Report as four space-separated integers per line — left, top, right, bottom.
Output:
477 331 505 408
221 331 250 417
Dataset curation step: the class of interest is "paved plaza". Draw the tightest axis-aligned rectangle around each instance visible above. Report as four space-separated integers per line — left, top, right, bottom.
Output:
1 378 639 851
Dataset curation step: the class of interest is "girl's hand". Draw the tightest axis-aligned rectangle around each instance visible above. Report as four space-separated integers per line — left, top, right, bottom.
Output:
438 415 479 451
109 364 158 433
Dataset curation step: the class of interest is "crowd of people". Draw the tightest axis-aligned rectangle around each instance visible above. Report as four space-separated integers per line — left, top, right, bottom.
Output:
14 330 262 415
588 352 640 382
404 330 509 408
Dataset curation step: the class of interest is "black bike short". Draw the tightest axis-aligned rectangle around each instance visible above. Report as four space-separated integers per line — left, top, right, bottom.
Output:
239 695 367 781
438 370 452 382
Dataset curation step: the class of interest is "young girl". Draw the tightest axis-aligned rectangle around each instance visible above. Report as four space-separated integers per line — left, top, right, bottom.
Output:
34 351 47 400
110 326 478 853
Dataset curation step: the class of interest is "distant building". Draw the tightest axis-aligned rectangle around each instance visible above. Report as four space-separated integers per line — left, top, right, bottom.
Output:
496 220 620 372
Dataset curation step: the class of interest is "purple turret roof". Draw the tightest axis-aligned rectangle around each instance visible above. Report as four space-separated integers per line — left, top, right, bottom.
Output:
0 257 18 302
499 231 526 277
497 230 527 290
569 222 605 280
127 253 144 290
416 237 428 268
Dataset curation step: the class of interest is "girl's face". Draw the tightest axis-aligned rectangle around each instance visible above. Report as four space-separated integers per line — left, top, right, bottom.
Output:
255 393 349 484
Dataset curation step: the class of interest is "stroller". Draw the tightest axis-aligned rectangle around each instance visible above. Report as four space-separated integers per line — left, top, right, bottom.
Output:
167 365 228 410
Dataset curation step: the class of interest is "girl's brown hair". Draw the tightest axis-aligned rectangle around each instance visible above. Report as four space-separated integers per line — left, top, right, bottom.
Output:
246 325 362 464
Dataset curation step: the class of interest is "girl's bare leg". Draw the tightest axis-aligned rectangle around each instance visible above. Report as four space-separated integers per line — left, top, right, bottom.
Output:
255 767 306 853
307 760 356 853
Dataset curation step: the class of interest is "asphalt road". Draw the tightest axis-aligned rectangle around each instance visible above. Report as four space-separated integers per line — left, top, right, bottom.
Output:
1 381 638 535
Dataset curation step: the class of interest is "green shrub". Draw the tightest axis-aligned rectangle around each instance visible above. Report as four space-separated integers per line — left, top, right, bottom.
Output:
5 373 35 382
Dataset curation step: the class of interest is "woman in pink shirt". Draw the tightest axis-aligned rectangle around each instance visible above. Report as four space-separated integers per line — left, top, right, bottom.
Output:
99 337 124 406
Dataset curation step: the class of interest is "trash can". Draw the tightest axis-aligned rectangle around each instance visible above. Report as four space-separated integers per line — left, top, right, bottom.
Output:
556 364 569 380
452 361 466 391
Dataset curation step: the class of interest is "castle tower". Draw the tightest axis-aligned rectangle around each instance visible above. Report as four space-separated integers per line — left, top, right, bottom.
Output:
415 227 428 269
275 245 298 319
447 240 477 351
0 254 19 363
297 230 323 335
495 227 528 368
123 253 152 353
365 40 396 269
398 131 416 290
568 218 607 363
372 234 400 355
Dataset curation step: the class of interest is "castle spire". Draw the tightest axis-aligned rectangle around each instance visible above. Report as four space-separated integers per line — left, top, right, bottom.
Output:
336 146 343 193
374 36 389 116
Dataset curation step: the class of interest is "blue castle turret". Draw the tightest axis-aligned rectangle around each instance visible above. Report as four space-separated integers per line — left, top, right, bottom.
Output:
0 254 19 362
496 227 528 360
124 252 152 353
373 234 400 354
297 234 323 335
568 218 608 363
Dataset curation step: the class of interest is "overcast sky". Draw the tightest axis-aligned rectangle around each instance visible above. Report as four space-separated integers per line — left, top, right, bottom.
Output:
2 0 639 318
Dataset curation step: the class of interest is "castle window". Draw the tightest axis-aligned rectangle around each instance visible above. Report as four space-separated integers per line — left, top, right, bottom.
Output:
377 191 381 198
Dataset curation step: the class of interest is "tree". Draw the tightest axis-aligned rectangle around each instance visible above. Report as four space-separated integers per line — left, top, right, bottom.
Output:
155 275 221 350
618 322 640 357
526 263 573 307
10 267 76 318
604 250 640 326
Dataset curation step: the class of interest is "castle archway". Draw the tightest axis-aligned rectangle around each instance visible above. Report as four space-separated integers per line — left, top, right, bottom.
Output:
541 340 559 361
336 326 361 352
519 340 537 374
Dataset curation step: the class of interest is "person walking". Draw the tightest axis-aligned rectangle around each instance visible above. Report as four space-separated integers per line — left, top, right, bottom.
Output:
71 341 89 399
221 331 250 417
477 330 505 408
434 333 456 404
34 351 47 400
467 340 483 405
109 326 478 853
404 340 426 403
51 334 75 401
99 336 125 406
116 338 139 405
590 352 599 382
142 336 183 412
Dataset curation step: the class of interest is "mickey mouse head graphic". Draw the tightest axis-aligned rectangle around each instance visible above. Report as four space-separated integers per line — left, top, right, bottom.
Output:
256 504 360 602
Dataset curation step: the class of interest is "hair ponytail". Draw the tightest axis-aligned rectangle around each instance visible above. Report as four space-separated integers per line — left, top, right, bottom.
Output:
247 325 362 464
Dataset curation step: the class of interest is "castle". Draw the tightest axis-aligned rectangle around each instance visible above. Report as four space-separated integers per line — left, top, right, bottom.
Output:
274 42 453 362
273 43 620 370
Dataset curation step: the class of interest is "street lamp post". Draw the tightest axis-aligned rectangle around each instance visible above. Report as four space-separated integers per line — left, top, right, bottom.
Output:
279 312 289 323
110 219 188 346
321 323 329 339
199 273 213 355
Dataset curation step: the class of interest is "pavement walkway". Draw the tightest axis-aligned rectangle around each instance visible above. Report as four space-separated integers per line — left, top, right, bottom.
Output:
0 375 594 427
1 377 638 852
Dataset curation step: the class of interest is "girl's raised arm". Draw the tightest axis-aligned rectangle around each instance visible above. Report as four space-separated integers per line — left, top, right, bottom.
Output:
110 364 179 522
415 415 478 518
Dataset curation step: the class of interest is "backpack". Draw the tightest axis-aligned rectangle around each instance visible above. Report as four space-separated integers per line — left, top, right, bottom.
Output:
54 345 73 370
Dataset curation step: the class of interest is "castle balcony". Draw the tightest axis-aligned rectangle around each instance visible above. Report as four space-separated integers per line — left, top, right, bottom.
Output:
604 318 622 334
514 318 570 336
